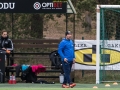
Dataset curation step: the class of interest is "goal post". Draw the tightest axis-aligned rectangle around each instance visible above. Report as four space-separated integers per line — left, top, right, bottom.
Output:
96 5 120 84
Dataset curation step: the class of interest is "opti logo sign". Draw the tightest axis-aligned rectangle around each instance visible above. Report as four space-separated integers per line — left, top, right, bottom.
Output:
33 2 41 10
0 2 15 9
34 2 62 10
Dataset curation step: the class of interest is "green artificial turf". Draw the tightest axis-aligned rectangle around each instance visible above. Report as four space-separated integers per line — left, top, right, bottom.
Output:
0 83 120 90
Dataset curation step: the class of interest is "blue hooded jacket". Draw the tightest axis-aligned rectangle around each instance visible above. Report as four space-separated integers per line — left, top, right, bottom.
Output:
58 38 75 61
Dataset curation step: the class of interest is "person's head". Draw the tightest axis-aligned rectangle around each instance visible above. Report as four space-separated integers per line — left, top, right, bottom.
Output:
1 30 8 38
65 30 72 40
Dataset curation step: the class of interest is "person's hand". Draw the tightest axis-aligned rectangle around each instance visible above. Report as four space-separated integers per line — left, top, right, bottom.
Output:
73 58 76 64
64 58 68 63
6 50 10 54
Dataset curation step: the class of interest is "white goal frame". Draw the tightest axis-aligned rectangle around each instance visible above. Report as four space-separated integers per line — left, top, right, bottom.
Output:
96 5 120 84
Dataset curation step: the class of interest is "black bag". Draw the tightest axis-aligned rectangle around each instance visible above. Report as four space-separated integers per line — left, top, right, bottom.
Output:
21 66 30 81
21 66 37 83
49 50 62 69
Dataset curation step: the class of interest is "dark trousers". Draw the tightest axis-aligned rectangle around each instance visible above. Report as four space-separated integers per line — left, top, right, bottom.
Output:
62 61 73 85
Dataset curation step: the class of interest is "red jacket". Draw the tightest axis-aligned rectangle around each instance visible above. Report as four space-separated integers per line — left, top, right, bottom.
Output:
31 64 46 75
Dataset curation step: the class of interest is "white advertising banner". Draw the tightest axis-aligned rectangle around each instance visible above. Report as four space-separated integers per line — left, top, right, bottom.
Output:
74 40 120 70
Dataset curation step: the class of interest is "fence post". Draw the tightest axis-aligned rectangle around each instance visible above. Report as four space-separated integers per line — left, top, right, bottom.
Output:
82 37 84 77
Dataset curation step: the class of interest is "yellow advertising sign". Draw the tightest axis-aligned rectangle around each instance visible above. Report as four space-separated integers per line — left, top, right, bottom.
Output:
75 48 120 66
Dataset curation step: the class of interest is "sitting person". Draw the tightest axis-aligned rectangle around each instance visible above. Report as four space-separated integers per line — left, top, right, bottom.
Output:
0 30 13 65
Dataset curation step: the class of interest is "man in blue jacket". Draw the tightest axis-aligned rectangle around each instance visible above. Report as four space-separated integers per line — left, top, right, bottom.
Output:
58 30 76 88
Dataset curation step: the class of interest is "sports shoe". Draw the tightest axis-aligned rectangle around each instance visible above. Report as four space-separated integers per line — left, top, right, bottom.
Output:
69 83 76 88
62 84 70 88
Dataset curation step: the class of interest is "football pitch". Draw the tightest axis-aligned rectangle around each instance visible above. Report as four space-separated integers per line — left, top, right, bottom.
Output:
0 83 120 90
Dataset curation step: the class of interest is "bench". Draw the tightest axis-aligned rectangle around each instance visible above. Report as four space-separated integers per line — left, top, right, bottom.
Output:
5 39 63 80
